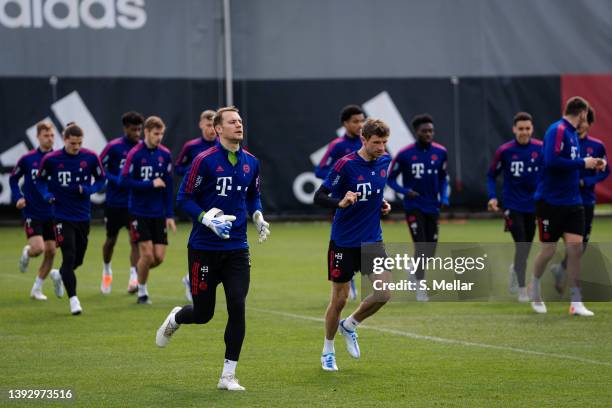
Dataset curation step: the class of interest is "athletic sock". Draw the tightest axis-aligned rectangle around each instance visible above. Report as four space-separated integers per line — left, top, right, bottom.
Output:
530 276 541 301
103 262 112 275
343 315 360 331
137 283 148 297
570 286 582 302
323 338 335 354
222 359 237 376
33 277 44 291
130 267 137 280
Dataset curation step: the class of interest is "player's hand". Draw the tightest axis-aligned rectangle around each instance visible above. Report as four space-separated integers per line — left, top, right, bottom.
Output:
381 200 391 215
44 194 55 204
252 210 270 243
166 218 177 234
153 178 166 188
487 198 499 212
584 157 598 169
579 179 585 188
200 207 236 239
406 189 419 199
16 198 26 209
338 191 360 208
596 158 607 172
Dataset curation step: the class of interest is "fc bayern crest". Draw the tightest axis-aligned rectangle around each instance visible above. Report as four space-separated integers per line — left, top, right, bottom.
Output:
80 160 88 168
431 154 438 161
531 151 539 158
243 164 250 173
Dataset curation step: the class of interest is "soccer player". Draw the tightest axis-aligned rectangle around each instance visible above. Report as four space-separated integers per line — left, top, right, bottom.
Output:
36 123 106 315
313 118 392 371
314 104 366 300
99 111 144 295
175 109 218 301
175 109 218 176
120 116 175 305
550 106 609 292
10 121 63 300
530 97 605 316
486 112 543 302
156 106 270 391
387 114 449 302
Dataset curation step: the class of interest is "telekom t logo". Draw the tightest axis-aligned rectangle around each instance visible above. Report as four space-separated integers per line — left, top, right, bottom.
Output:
570 146 578 160
58 171 71 186
356 182 372 201
140 166 153 181
510 161 524 177
412 163 425 179
216 176 233 196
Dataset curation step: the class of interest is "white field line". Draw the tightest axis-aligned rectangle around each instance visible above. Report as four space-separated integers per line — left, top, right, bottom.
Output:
250 307 612 368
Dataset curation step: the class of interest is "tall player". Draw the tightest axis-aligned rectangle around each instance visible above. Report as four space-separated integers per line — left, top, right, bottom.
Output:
387 114 449 302
550 107 609 291
315 104 366 300
314 118 392 371
120 116 175 305
487 112 542 302
530 97 605 316
37 123 106 315
99 111 144 295
175 109 218 301
156 107 270 391
10 121 63 300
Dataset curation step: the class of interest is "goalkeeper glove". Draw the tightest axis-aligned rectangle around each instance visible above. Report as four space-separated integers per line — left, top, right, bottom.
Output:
252 210 270 243
199 208 236 239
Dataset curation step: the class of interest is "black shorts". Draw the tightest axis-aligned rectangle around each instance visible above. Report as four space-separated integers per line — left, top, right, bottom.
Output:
24 218 55 241
187 247 250 298
129 216 168 245
327 240 387 283
104 206 130 237
536 200 585 243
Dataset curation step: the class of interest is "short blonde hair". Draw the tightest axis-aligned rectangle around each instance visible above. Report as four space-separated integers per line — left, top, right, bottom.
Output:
200 110 216 121
144 116 165 131
36 121 54 135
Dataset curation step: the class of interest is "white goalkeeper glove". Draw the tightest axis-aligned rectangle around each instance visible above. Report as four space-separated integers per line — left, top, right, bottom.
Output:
252 210 270 243
199 207 236 239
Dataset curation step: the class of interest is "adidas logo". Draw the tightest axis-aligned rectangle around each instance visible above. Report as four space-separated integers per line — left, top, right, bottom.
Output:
216 165 224 172
357 175 365 181
0 91 108 205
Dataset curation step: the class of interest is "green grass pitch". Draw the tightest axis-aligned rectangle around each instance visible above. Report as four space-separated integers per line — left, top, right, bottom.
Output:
1 218 612 407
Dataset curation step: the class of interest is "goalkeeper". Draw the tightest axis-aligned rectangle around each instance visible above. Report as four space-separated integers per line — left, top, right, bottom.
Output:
155 107 269 392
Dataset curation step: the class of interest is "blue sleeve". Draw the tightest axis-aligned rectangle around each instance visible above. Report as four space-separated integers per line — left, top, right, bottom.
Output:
246 163 263 216
83 157 106 195
439 155 449 205
583 145 610 187
486 149 503 200
105 172 120 186
165 163 174 218
315 143 338 179
9 160 24 202
544 130 584 170
387 154 409 195
35 159 54 202
176 160 204 221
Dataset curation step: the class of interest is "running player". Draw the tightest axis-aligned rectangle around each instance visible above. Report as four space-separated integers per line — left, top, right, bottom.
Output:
36 123 106 315
314 118 392 371
120 116 175 305
156 106 270 391
487 112 542 302
530 97 605 316
10 121 63 300
175 109 218 301
99 111 143 294
550 106 609 292
315 104 366 300
387 114 449 301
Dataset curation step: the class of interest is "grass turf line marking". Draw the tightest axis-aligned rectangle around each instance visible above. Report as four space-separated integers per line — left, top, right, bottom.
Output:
250 307 612 368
